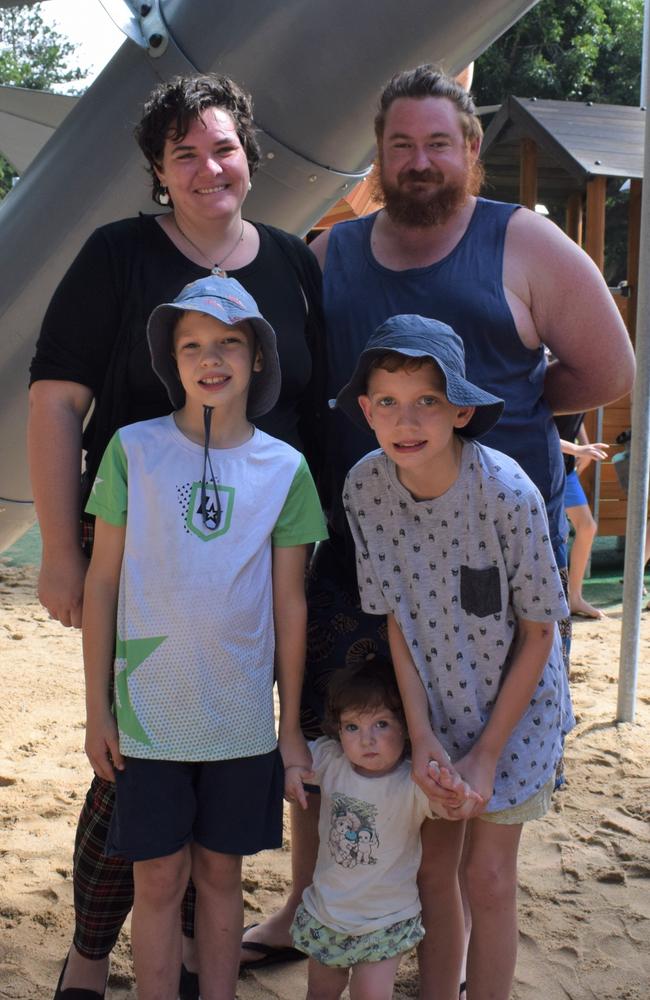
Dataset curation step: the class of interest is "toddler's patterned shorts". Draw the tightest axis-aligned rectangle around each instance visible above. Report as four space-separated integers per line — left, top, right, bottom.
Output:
290 902 424 967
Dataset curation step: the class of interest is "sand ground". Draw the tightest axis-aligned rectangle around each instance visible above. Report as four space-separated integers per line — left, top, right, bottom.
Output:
1 560 649 999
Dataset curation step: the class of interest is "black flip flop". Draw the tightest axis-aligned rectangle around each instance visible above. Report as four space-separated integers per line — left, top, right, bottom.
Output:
240 923 307 970
53 954 105 1000
179 963 200 1000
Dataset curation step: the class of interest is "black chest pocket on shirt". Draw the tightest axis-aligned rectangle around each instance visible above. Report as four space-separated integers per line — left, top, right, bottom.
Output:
460 565 502 618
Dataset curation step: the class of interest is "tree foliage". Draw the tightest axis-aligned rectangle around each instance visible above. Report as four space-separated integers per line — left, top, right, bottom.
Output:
0 3 88 196
475 0 643 283
0 4 85 89
475 0 643 107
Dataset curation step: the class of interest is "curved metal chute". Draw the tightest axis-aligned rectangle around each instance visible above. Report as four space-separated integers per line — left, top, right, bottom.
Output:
0 85 75 172
0 0 539 551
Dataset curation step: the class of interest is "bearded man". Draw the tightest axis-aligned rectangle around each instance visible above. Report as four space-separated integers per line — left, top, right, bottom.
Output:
241 66 635 996
311 66 633 570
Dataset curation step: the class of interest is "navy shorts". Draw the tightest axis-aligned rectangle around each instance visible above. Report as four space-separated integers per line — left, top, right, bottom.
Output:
106 749 284 862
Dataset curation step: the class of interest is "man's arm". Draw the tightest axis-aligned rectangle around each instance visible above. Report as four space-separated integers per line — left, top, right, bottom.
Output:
504 207 635 413
82 517 125 782
28 379 94 627
272 543 313 808
309 229 330 273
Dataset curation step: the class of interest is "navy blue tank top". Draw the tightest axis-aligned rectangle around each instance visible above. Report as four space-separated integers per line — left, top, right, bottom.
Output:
323 198 567 564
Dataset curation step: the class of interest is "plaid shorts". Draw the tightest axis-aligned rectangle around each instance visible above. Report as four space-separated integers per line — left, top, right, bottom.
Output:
73 775 197 958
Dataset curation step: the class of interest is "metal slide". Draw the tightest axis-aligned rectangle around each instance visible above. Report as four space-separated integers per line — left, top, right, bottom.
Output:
0 0 539 551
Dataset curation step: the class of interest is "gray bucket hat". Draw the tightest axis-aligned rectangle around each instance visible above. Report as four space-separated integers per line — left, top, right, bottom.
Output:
335 315 504 439
147 275 281 418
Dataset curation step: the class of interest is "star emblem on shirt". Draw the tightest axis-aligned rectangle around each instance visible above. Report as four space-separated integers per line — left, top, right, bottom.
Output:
114 634 166 745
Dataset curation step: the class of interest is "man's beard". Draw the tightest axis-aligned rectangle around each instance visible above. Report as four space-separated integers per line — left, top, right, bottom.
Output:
372 159 484 228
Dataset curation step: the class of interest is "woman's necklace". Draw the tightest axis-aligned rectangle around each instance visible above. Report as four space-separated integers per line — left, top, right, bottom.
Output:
174 217 245 276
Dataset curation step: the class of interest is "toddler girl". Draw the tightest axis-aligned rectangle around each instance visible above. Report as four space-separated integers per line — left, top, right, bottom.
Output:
286 658 471 1000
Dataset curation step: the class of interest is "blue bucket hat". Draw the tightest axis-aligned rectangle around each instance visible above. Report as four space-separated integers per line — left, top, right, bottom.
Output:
335 315 504 439
147 275 281 418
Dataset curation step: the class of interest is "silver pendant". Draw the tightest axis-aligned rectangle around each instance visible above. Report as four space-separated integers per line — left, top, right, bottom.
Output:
211 265 227 277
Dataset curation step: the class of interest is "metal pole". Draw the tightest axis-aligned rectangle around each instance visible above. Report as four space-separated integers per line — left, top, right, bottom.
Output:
642 0 649 107
587 405 604 579
617 0 650 722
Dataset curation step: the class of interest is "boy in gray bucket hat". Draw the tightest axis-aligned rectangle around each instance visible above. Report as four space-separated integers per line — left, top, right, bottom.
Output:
81 274 327 995
338 314 573 998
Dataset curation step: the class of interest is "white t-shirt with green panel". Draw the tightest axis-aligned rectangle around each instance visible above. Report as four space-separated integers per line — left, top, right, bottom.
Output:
86 415 327 763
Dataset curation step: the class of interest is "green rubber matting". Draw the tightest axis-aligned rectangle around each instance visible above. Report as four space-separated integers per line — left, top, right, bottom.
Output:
580 536 647 610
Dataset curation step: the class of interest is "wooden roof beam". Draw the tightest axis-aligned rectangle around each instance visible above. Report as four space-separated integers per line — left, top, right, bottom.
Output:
585 175 606 273
519 137 538 210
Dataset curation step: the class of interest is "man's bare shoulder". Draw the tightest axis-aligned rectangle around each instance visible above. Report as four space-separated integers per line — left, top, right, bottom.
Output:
503 205 634 409
503 206 608 318
506 205 586 268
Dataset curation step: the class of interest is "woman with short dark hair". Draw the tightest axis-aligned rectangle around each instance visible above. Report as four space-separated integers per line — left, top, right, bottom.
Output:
29 72 324 1000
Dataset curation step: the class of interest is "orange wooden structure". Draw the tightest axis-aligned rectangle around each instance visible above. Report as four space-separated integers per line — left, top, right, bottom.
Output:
311 174 382 230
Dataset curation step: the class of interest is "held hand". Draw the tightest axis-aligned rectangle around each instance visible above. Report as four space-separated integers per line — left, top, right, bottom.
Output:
424 764 477 820
427 794 479 821
411 734 480 808
454 747 498 819
279 731 314 810
38 548 89 628
427 760 483 809
284 764 315 810
85 711 125 782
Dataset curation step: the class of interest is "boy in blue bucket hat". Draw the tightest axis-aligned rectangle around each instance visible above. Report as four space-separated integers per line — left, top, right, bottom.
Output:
336 314 574 1000
81 275 327 997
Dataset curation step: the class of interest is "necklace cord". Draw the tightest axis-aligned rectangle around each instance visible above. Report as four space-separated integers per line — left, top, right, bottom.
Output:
174 217 245 275
201 406 222 529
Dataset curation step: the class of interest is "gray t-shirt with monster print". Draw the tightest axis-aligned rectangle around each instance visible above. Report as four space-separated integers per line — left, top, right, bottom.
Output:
344 440 574 812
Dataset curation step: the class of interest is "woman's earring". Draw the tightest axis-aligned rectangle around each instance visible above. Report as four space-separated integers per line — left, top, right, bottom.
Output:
159 186 170 206
247 181 252 192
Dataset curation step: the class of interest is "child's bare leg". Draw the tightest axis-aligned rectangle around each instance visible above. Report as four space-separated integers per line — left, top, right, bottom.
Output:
131 846 191 1000
241 796 320 960
191 844 242 1000
566 504 604 618
463 819 522 1000
459 829 472 990
349 954 402 1000
306 957 349 1000
417 817 466 1000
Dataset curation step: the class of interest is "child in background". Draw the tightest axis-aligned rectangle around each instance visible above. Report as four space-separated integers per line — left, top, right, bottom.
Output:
82 276 327 1000
554 413 609 619
286 658 469 1000
338 315 574 1000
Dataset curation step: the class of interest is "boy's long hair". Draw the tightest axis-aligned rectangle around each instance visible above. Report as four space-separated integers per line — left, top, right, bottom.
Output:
323 657 406 737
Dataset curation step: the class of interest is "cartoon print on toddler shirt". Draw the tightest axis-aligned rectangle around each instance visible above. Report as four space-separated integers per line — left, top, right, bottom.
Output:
328 793 379 869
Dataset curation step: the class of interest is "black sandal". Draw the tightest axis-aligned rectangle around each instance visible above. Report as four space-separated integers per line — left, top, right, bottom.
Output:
179 963 200 1000
53 954 106 1000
